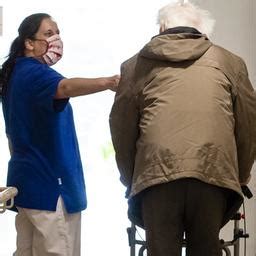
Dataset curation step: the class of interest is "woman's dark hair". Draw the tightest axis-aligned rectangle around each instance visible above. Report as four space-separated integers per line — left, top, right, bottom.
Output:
0 13 51 96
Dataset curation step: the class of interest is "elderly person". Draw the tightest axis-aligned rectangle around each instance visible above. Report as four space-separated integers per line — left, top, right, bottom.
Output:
109 1 256 255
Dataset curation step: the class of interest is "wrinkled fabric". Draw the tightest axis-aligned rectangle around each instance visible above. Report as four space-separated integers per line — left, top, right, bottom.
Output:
109 32 256 226
42 34 63 66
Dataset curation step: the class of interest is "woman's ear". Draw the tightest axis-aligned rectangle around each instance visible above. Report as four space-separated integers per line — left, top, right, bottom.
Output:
24 39 34 51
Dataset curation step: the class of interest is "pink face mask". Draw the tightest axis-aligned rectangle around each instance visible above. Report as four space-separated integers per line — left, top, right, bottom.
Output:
42 34 63 66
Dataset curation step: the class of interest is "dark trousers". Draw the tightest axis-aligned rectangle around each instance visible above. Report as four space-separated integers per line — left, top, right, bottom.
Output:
141 178 229 256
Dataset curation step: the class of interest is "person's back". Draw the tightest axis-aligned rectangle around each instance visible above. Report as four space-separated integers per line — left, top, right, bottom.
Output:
110 1 256 256
128 31 254 200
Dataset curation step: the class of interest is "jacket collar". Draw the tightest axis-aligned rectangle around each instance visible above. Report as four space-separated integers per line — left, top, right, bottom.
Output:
160 26 202 36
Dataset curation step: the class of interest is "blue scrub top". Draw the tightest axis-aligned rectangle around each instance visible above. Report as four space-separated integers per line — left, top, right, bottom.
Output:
2 57 87 213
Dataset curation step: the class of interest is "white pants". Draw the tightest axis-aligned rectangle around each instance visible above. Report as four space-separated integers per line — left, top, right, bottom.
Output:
13 197 81 256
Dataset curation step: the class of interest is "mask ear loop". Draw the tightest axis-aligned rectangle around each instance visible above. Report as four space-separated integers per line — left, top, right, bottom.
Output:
32 38 49 56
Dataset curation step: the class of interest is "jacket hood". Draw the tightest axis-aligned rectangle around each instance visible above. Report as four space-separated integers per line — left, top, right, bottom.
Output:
140 33 212 62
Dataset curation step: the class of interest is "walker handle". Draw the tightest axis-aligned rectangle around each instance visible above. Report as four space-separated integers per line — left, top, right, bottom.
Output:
0 187 18 213
241 185 253 199
0 187 18 203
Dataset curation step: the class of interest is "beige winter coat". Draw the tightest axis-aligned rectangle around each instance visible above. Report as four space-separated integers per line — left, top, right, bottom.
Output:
110 32 256 225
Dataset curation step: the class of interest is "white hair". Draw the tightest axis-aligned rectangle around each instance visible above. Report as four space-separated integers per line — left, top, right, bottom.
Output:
157 0 215 36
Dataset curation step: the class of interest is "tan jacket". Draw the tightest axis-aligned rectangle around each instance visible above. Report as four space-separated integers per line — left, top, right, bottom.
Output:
110 32 256 224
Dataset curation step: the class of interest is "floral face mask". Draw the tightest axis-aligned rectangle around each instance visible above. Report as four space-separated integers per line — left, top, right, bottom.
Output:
34 34 63 66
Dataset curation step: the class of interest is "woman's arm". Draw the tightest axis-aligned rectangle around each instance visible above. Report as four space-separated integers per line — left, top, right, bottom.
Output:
55 75 120 99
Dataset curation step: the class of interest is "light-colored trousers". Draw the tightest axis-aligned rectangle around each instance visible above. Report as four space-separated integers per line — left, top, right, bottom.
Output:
13 197 81 256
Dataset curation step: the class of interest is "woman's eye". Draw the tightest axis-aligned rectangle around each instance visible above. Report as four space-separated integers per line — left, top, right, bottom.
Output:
44 32 53 37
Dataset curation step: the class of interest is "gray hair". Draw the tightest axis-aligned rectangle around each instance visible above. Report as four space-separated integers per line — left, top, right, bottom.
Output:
157 0 215 36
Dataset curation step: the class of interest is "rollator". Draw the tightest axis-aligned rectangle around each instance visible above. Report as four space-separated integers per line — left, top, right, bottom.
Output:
0 187 18 213
127 186 253 256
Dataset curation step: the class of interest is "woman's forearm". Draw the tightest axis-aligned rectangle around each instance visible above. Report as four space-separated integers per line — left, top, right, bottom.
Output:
55 75 119 98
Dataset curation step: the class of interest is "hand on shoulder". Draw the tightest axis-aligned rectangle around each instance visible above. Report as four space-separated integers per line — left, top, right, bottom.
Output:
104 75 120 92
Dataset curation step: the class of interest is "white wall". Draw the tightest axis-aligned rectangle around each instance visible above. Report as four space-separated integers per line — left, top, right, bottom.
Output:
193 1 256 255
0 7 2 36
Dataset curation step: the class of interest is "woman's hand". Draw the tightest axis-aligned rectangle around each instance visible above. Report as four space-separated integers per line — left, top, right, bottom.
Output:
103 75 120 92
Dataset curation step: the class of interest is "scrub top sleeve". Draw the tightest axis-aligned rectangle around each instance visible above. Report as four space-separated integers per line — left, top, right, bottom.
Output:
33 64 68 112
